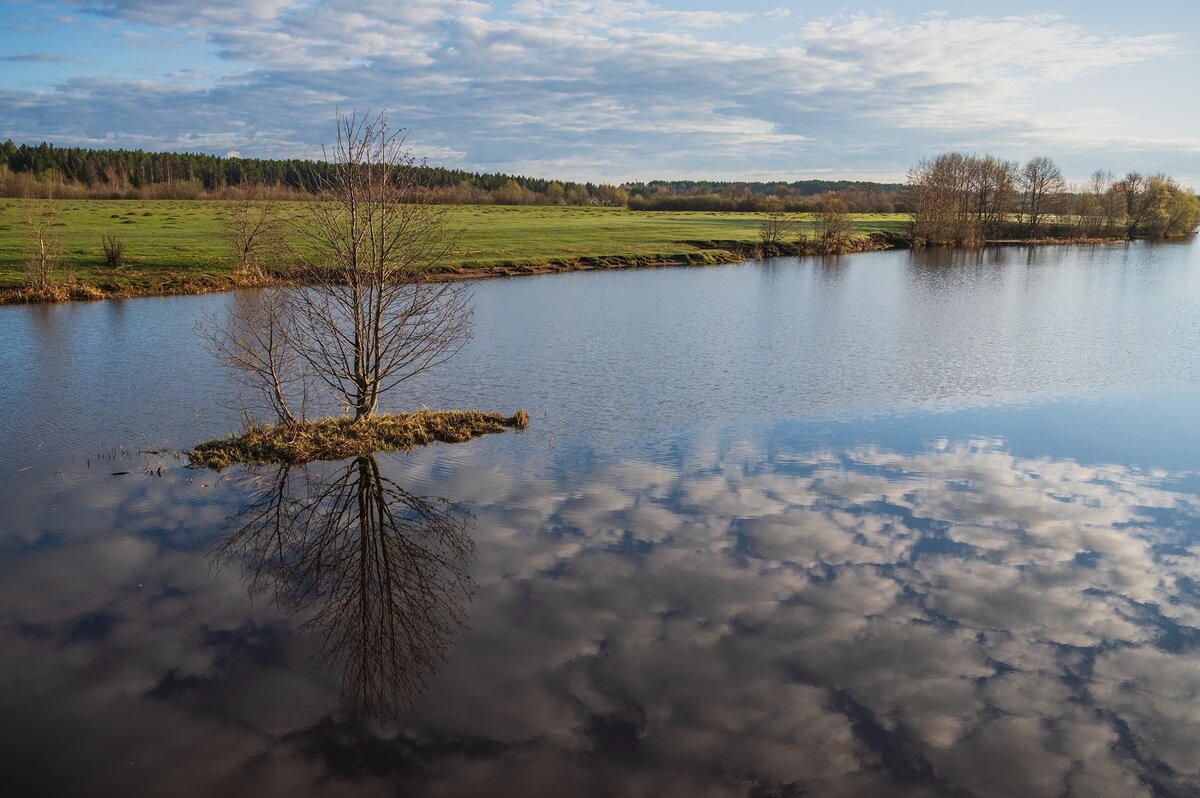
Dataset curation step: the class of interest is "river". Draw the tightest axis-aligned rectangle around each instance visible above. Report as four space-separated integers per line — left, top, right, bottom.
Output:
2 241 1200 796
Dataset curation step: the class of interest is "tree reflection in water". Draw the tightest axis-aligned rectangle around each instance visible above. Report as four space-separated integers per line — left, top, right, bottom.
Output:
213 455 476 719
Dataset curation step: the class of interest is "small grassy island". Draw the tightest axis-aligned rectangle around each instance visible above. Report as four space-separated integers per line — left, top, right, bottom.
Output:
186 114 531 471
189 409 529 469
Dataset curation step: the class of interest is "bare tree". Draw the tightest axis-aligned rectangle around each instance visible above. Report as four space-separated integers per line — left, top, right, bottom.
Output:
221 192 287 279
1020 156 1065 236
209 112 472 425
202 289 307 426
1084 170 1116 235
971 155 1018 239
815 195 853 253
1117 171 1158 237
292 112 472 421
758 204 791 250
908 152 976 245
21 200 62 291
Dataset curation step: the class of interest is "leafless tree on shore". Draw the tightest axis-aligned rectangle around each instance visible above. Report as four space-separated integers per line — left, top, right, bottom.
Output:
22 200 62 291
221 192 288 279
1020 156 1066 236
815 196 853 254
758 205 792 250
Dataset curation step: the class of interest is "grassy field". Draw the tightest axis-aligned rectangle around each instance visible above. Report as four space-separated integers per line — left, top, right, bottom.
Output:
0 200 911 297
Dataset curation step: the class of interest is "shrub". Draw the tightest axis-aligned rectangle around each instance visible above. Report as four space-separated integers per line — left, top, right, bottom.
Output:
102 234 126 268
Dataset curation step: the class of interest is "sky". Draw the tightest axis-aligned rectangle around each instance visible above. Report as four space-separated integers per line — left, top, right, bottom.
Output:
1 0 1198 184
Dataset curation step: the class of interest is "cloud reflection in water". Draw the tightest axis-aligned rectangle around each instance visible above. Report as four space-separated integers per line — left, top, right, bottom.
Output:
3 434 1200 796
378 437 1200 796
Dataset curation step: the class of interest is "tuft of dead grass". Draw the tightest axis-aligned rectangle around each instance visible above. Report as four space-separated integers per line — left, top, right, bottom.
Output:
188 409 529 469
7 280 106 303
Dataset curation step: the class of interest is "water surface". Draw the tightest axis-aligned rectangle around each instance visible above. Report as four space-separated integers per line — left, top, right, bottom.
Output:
3 242 1200 796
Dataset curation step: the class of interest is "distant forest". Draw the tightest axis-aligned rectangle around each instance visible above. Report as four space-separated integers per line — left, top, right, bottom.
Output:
624 180 904 212
0 139 621 204
0 140 905 212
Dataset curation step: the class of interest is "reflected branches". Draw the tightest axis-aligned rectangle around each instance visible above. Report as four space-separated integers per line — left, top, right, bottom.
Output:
214 455 476 718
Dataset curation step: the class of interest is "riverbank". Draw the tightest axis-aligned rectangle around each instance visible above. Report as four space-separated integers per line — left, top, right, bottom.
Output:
188 409 530 469
0 201 1170 305
0 202 910 304
0 235 913 304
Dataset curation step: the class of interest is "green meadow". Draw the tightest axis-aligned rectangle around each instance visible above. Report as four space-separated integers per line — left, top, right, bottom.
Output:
0 200 911 295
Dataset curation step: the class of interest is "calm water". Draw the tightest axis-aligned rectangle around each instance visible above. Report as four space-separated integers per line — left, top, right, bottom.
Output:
3 242 1200 796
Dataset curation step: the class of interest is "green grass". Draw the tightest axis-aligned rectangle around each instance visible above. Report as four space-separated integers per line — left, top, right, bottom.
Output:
0 200 913 296
443 205 909 267
0 199 232 295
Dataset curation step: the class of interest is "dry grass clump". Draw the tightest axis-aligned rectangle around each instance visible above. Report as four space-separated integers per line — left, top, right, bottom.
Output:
7 280 106 303
189 409 529 469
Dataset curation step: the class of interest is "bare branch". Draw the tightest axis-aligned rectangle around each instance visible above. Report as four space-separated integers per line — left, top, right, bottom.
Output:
210 111 472 423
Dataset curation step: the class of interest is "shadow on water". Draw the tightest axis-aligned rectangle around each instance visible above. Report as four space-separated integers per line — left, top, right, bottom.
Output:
212 455 477 720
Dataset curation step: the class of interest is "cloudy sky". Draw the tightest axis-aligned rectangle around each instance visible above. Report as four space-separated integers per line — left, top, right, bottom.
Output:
1 0 1198 183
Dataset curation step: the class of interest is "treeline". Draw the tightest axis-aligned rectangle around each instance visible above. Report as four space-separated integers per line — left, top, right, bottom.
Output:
0 140 902 211
626 179 903 212
909 152 1200 244
0 140 625 205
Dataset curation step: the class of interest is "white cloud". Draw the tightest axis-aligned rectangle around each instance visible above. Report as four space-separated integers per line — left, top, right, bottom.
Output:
6 4 1194 181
